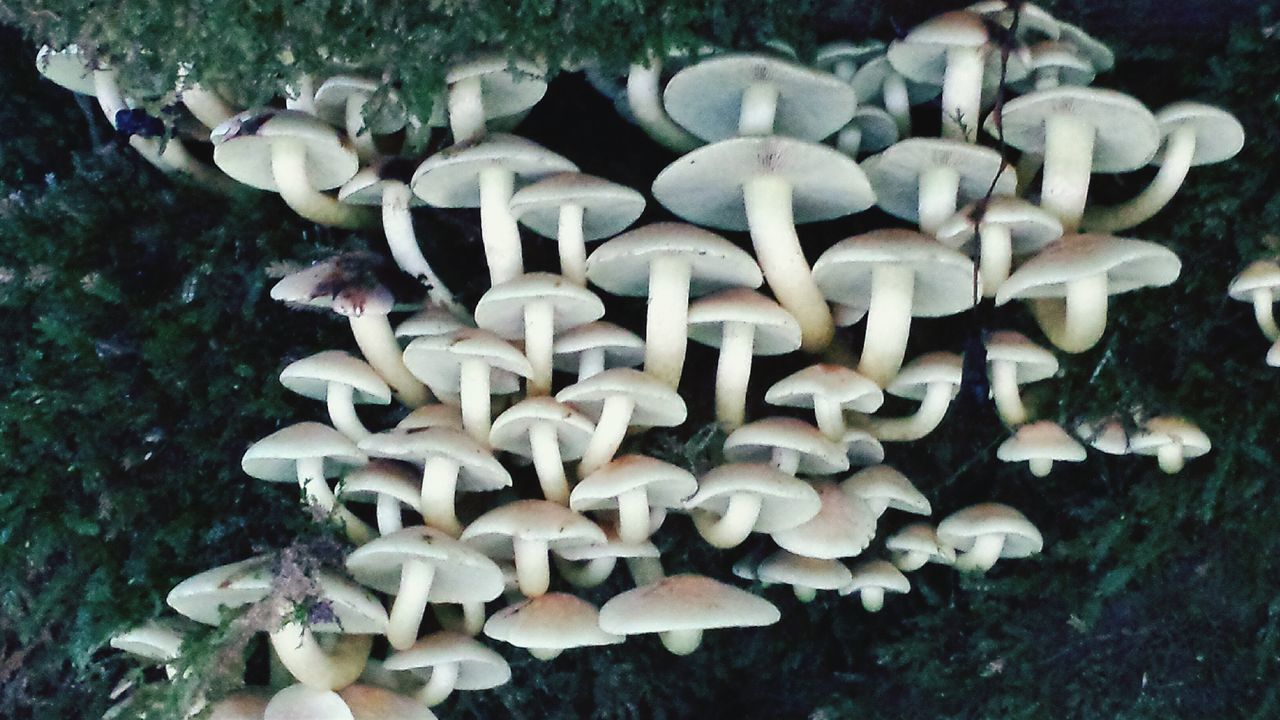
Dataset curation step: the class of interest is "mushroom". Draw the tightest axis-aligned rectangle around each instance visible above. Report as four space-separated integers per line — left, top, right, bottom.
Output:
336 460 422 536
553 321 645 382
483 592 622 660
264 685 353 720
984 331 1059 426
1013 41 1095 92
996 420 1086 477
863 138 1016 236
835 106 900 158
1227 260 1280 342
764 364 884 442
338 684 438 720
755 551 852 602
815 40 887 83
461 500 606 597
443 56 548 144
684 462 822 548
569 455 698 543
723 417 849 477
1130 416 1211 474
967 1 1061 43
109 619 192 678
841 465 931 518
1269 338 1280 367
555 368 688 477
687 289 802 429
1075 416 1132 456
885 523 956 571
864 352 963 442
204 690 273 720
772 481 878 560
314 76 407 163
850 56 940 137
623 49 705 152
813 230 975 386
840 560 910 612
395 305 469 342
346 526 505 650
1057 21 1115 73
280 350 392 442
598 574 780 655
935 197 1063 296
394 404 465 433
490 397 596 505
586 222 763 387
937 503 1043 573
382 631 510 706
553 525 662 588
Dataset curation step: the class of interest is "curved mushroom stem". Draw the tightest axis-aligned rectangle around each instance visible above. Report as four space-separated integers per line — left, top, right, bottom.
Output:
387 559 437 650
744 175 835 352
529 647 562 661
882 72 913 137
919 165 962 236
836 125 863 157
1029 273 1109 353
1015 153 1044 196
1250 290 1280 342
793 585 817 603
557 204 589 285
738 82 779 136
578 395 636 477
92 69 127 120
1040 113 1097 231
271 137 374 229
692 493 763 548
868 382 956 441
459 358 494 444
478 167 524 285
553 555 617 587
326 383 370 442
529 422 570 505
420 456 462 537
814 397 848 441
773 448 801 475
858 265 915 387
374 494 405 535
955 534 1005 573
941 46 985 142
859 587 885 612
1081 125 1197 232
644 256 693 387
448 75 486 144
714 322 757 430
348 314 428 408
268 623 371 690
1028 457 1055 477
296 458 373 543
626 555 665 586
659 628 703 655
431 602 486 636
524 301 555 396
616 488 654 544
418 661 459 706
626 58 702 152
577 349 606 381
344 93 378 163
989 360 1029 426
381 183 466 316
513 537 552 596
977 224 1013 296
461 602 486 636
181 84 236 129
1157 443 1186 474
893 551 929 572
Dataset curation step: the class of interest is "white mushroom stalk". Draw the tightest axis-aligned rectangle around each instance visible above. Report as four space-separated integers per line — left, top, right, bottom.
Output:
271 137 373 230
1029 273 1109 354
737 81 780 136
867 383 954 441
417 661 461 705
882 72 913 137
858 586 888 612
989 360 1030 425
522 301 556 396
644 256 693 386
179 83 236 130
954 534 1008 572
386 560 437 649
658 629 705 656
377 183 467 317
348 314 429 408
478 167 524 284
420 456 464 537
692 494 763 548
554 555 617 588
626 57 702 152
1080 124 1196 232
1040 113 1097 231
918 165 962 236
511 537 555 597
577 396 636 477
325 384 371 442
941 45 985 141
447 75 487 143
976 223 1014 293
268 623 372 690
712 322 758 429
373 494 405 535
430 602 487 637
555 203 589 285
626 555 666 586
458 358 497 444
296 457 373 544
858 265 915 387
528 423 571 505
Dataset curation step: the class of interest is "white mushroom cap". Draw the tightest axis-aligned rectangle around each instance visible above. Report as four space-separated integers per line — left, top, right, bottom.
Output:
1151 101 1245 166
394 305 469 341
723 417 849 476
1016 41 1095 90
410 134 576 208
772 481 878 560
166 557 272 624
395 405 465 432
997 421 1087 477
242 422 366 482
383 631 510 705
358 427 512 493
264 684 354 720
765 364 884 441
345 526 505 601
863 139 1016 233
841 465 931 518
483 592 622 659
336 460 421 535
850 56 941 106
937 503 1043 573
1228 260 1280 342
212 109 359 191
984 330 1059 425
684 462 821 548
1075 417 1132 455
490 397 595 460
314 75 406 131
402 328 533 397
756 551 853 602
840 106 901 156
474 272 605 339
1057 21 1115 72
510 172 646 240
461 500 606 596
885 522 956 571
841 428 887 467
552 321 645 379
586 222 764 296
813 230 978 317
35 44 99 96
598 574 780 655
1130 416 1211 474
570 455 697 543
840 559 910 612
109 618 192 664
936 197 1064 296
815 40 887 77
280 351 392 405
968 2 1061 41
442 55 548 128
555 368 687 428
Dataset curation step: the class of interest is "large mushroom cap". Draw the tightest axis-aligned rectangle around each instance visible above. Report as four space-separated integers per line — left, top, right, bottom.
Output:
483 593 622 653
410 134 577 207
841 465 931 516
280 350 393 405
937 503 1043 558
212 109 360 191
555 368 688 427
383 631 511 690
723 417 850 475
242 422 366 482
586 222 763 296
444 55 549 122
863 138 1015 226
510 172 647 240
995 234 1182 305
474 272 605 338
685 462 822 533
461 500 606 557
772 481 878 559
570 455 698 513
598 574 780 634
346 526 506 602
813 229 977 317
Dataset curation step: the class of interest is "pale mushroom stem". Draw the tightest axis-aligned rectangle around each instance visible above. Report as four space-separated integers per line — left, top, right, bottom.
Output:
883 72 913 137
477 167 524 285
271 137 373 229
1035 68 1062 91
513 538 552 596
864 498 891 518
1157 443 1186 474
616 488 653 543
553 555 617 587
868 382 954 441
381 183 466 317
387 559 438 650
773 448 801 475
91 69 127 120
814 397 848 441
578 395 636 477
860 587 886 612
420 456 463 537
626 58 702 153
941 46 984 142
956 533 1006 572
744 175 836 351
181 84 236 129
1082 125 1197 232
524 301 556 396
793 585 817 603
326 383 370 442
1028 457 1055 477
375 494 404 535
918 165 961 236
626 555 666 586
989 360 1029 426
268 623 372 690
832 60 857 82
1030 273 1108 353
418 661 459 706
1041 113 1097 231
459 358 494 444
577 349 606 381
893 551 929 572
659 629 703 655
558 204 589 285
345 94 378 163
348 315 429 407
528 422 570 505
1250 290 1280 342
714 322 757 430
644 256 693 387
462 602 486 635
692 493 763 548
978 224 1013 295
738 82 779 136
448 75 486 144
836 125 863 157
858 265 915 387
296 458 373 544
529 647 563 661
285 75 316 114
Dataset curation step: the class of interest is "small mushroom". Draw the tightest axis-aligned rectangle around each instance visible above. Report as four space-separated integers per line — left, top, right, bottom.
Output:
553 523 662 588
984 331 1059 426
443 56 548 144
851 56 940 137
997 420 1087 476
402 329 533 443
555 368 687 477
772 481 878 560
723 417 849 477
756 551 852 602
395 305 469 342
885 523 956 571
569 455 697 543
490 397 595 505
935 198 1063 296
864 352 963 441
684 462 822 548
937 503 1043 573
840 560 910 612
863 138 1016 236
280 350 392 442
598 574 779 655
841 465 931 518
765 364 884 442
461 500 606 597
552 321 645 382
483 592 622 660
337 460 421 536
1227 260 1280 342
1129 416 1211 474
382 631 510 706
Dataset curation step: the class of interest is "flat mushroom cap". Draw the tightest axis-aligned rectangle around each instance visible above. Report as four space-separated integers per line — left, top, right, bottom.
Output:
1152 102 1244 165
359 427 511 492
756 551 853 591
766 364 885 414
345 526 505 602
552 321 645 372
598 574 780 634
841 559 911 594
444 55 548 121
886 352 963 401
395 404 465 432
1228 260 1280 301
339 685 437 720
490 397 595 460
484 593 623 650
337 460 421 507
651 136 876 232
994 234 1182 305
280 350 393 405
723 417 850 475
166 557 272 624
1130 417 1211 458
863 138 1016 226
841 465 932 515
242 422 366 482
339 159 429 206
935 197 1064 257
264 685 354 720
570 455 699 513
475 272 605 338
687 289 802 355
813 229 977 317
382 631 511 690
984 331 1059 382
402 329 534 395
395 305 469 340
554 368 688 427
887 10 1032 86
772 481 878 559
410 134 577 208
212 109 360 191
461 500 606 556
556 532 661 562
684 462 822 532
586 222 763 297
1019 41 1095 87
510 173 647 240
996 421 1087 463
937 503 1043 558
662 53 857 142
885 522 957 564
982 87 1160 173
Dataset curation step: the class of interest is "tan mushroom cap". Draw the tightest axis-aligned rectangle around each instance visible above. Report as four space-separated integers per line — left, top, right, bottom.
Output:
242 422 366 482
212 109 359 191
359 427 511 491
997 421 1087 476
339 159 428 206
264 685 354 720
402 329 533 396
383 631 511 689
395 404 465 432
985 331 1059 382
484 593 622 656
205 689 273 720
585 222 763 297
772 481 877 559
1228 260 1280 301
339 684 437 720
766 364 885 414
280 350 392 405
598 574 780 635
570 455 698 513
885 522 956 569
555 368 688 427
687 289 802 354
756 551 853 593
724 417 850 475
394 305 469 340
461 500 606 557
935 197 1064 257
841 465 932 516
1075 417 1132 455
886 352 963 401
937 503 1043 558
685 462 822 533
474 272 605 338
346 525 504 601
166 557 272 624
863 139 1016 227
510 172 647 240
814 230 977 317
552 321 645 373
1130 416 1211 467
995 234 1182 305
410 134 576 208
490 396 595 459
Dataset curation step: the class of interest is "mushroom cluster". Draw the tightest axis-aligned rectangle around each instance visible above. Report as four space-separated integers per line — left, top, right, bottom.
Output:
82 3 1241 716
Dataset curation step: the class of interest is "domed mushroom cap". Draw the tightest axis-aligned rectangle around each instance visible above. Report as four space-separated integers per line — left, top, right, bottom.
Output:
723 417 849 475
383 631 511 690
280 350 392 405
813 229 977 317
1130 416 1211 460
756 551 852 592
555 368 687 427
863 139 1016 227
586 222 763 297
995 234 1182 305
490 397 596 460
410 134 577 208
885 522 956 567
346 526 505 602
461 500 606 557
599 574 780 635
358 427 511 492
687 289 802 354
212 109 360 191
394 305 469 340
484 593 622 652
264 684 354 720
684 462 822 533
841 465 931 516
842 429 887 466
886 352 963 401
1153 102 1244 166
1075 417 1131 455
395 404 465 432
840 559 910 596
1227 260 1280 301
887 10 1031 86
314 76 407 134
402 329 534 395
772 481 878 559
766 364 885 414
552 321 645 373
166 557 272 624
937 503 1043 558
269 261 395 318
571 455 698 513
935 198 1064 257
242 422 366 482
997 421 1087 464
338 684 437 720
651 136 876 232
474 272 605 339
985 331 1059 381
510 173 646 240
